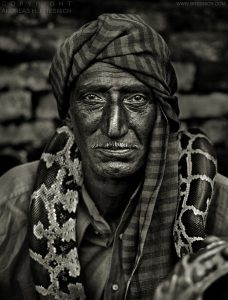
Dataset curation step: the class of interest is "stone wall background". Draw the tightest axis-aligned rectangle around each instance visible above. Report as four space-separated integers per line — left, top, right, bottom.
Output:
0 0 228 176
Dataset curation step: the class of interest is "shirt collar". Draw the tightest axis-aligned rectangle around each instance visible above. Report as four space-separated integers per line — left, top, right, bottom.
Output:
76 181 143 246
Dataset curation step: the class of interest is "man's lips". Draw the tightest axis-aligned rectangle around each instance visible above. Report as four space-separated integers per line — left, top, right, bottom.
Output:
92 141 139 150
91 142 139 156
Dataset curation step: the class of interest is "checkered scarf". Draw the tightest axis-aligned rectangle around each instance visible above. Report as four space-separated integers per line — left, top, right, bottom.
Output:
49 13 179 130
122 106 179 299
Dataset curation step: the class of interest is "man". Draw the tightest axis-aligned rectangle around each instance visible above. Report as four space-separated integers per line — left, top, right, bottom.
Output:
0 14 228 300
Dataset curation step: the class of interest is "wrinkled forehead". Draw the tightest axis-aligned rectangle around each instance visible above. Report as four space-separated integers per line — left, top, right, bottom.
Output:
72 62 152 94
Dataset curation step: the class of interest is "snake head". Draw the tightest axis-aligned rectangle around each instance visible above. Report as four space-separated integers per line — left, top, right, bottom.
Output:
154 237 228 300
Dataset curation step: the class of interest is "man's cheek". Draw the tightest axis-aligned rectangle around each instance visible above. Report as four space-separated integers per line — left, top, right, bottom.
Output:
77 112 101 132
74 131 95 156
133 120 153 141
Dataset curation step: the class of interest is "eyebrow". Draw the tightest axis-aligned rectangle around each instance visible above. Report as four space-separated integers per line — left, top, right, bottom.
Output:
75 83 152 96
76 84 108 95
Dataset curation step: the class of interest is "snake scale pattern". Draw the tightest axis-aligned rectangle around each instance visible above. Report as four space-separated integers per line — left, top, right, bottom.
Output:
29 126 217 299
29 126 85 300
174 128 217 257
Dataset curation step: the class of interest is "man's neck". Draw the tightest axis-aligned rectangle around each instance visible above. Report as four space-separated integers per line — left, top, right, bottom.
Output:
83 168 142 221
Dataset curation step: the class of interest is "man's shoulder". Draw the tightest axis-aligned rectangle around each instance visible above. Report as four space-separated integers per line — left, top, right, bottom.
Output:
215 173 228 188
0 161 39 205
213 173 228 211
207 173 228 238
0 160 39 242
0 161 39 297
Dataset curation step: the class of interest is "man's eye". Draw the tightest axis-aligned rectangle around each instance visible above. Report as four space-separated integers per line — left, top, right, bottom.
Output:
83 94 103 101
124 94 148 105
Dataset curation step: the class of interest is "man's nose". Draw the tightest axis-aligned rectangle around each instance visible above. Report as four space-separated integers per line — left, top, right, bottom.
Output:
101 103 128 138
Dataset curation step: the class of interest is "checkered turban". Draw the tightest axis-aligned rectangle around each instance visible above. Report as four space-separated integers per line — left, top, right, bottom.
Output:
49 13 179 129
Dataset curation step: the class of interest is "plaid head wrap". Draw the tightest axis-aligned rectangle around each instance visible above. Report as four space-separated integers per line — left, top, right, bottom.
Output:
49 13 179 129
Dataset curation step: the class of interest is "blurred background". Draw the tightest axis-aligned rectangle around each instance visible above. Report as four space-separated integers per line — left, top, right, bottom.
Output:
0 0 228 176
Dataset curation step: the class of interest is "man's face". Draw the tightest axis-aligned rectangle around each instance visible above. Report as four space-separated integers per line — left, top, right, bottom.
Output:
69 62 156 179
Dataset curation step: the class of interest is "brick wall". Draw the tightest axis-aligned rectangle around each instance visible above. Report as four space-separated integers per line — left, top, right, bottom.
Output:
0 0 228 176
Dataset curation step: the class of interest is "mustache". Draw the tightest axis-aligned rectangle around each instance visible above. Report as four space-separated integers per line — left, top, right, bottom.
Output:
91 141 139 149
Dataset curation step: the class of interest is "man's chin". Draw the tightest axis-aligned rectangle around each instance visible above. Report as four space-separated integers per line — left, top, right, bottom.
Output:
93 162 141 179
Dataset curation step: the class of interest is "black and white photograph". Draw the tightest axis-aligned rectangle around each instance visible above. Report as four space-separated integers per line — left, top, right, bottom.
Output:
0 1 228 299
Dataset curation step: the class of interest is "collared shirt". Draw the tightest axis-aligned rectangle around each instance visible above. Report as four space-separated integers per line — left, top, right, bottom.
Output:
0 161 228 299
77 184 142 300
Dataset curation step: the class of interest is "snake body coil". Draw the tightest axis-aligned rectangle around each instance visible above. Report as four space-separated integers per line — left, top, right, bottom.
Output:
174 128 217 257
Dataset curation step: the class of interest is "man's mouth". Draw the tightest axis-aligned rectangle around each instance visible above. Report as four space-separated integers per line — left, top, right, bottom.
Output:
92 142 138 155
